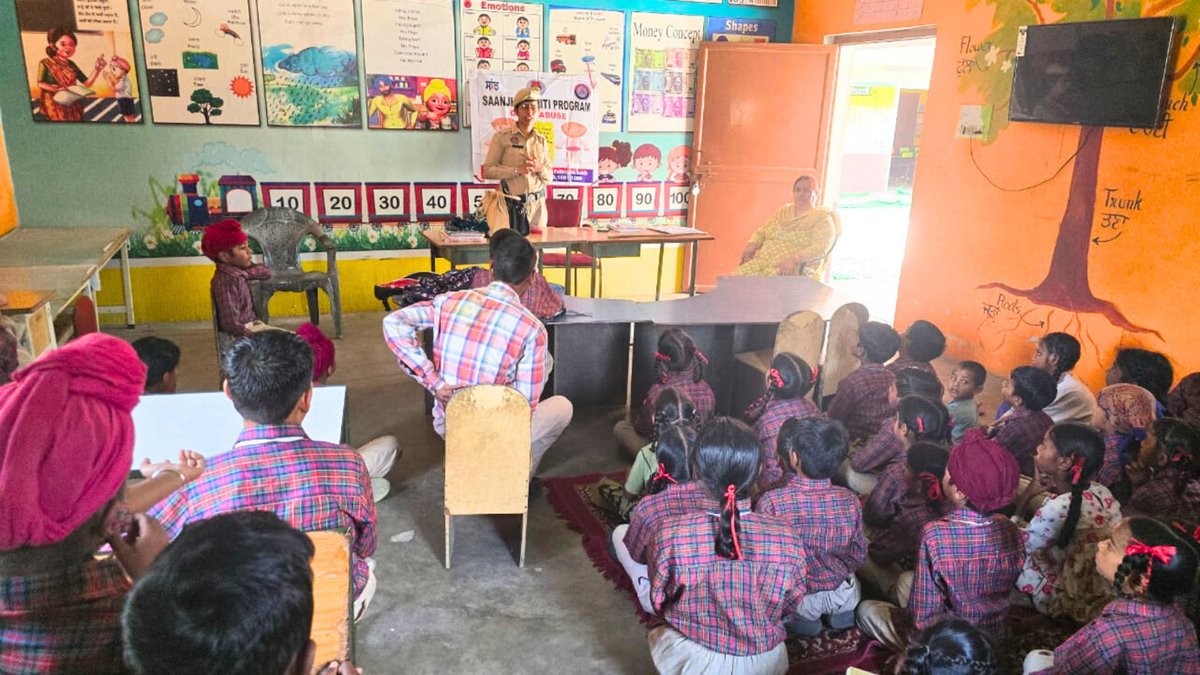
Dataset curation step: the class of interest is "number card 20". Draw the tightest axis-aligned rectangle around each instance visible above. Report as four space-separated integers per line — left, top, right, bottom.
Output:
315 183 363 223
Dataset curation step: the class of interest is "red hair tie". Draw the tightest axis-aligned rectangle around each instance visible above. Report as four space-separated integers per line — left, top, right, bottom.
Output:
811 365 820 380
1068 455 1086 485
1172 446 1194 464
1126 538 1177 581
695 350 709 365
919 472 943 502
767 368 785 390
724 484 743 560
654 352 671 363
653 462 677 484
915 417 925 434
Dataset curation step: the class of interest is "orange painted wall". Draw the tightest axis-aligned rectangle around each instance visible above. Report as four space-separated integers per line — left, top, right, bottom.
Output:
795 2 1200 389
0 117 15 237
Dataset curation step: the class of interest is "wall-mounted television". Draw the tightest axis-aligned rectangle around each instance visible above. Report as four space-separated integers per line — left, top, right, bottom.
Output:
1008 17 1177 128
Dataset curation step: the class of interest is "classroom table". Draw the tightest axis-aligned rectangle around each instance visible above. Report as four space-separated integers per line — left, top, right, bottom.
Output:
0 264 107 355
424 226 715 299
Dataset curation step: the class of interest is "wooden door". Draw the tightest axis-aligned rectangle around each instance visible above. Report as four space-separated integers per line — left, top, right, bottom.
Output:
689 43 839 290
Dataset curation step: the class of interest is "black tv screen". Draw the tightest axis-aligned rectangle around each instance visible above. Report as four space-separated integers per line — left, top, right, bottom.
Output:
1009 17 1176 128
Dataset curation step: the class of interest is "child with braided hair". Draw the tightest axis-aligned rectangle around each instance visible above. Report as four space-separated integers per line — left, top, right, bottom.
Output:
744 352 820 492
1023 517 1200 674
843 367 944 494
898 618 998 675
614 328 715 458
1125 417 1200 523
863 396 951 528
1013 423 1121 621
647 418 805 673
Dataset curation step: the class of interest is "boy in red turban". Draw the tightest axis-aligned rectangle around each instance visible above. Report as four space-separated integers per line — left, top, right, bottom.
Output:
202 218 272 356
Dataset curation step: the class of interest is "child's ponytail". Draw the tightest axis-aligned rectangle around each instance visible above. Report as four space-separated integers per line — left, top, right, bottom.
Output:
897 396 951 445
654 328 704 384
743 353 814 422
1114 518 1198 612
1048 424 1105 549
651 387 697 439
908 442 950 516
717 484 744 560
647 425 695 496
1152 418 1200 497
692 417 760 561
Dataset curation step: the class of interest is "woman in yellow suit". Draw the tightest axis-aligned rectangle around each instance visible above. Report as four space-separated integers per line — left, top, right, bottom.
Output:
736 175 841 281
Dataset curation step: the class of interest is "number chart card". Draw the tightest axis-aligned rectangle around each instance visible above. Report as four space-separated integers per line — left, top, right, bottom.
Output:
548 8 625 132
628 13 703 132
261 182 313 216
315 182 363 222
549 185 584 201
366 183 412 221
460 183 497 215
362 0 458 131
664 182 693 216
413 183 458 220
624 182 661 217
458 0 543 124
139 0 260 125
255 0 361 127
589 183 622 219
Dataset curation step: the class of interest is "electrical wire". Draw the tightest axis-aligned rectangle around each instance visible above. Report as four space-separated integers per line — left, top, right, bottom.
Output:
968 126 1097 192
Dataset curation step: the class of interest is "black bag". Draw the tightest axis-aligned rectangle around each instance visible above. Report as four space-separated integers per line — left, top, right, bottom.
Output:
445 215 489 235
502 182 530 236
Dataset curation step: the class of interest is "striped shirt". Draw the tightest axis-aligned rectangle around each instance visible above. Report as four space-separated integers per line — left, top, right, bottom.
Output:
0 558 130 675
1046 598 1200 674
211 262 271 337
851 418 905 474
757 474 866 591
149 424 376 596
384 281 547 423
633 372 716 439
909 508 1024 638
625 481 713 565
650 504 806 656
827 364 895 441
753 398 822 491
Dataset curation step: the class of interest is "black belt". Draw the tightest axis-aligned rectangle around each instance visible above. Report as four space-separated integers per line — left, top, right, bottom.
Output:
519 189 545 203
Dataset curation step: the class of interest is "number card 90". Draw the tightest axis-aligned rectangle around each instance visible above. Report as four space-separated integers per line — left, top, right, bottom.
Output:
625 182 661 217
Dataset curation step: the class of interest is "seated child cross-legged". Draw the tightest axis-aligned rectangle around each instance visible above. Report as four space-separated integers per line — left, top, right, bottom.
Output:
989 365 1058 476
862 397 951 528
744 352 821 492
202 218 273 356
887 319 946 378
1023 517 1200 674
1012 423 1121 622
1125 417 1200 523
1093 383 1157 493
842 367 943 494
946 360 986 445
614 328 715 458
647 418 806 675
856 429 1024 653
827 321 901 443
857 442 950 608
757 417 866 636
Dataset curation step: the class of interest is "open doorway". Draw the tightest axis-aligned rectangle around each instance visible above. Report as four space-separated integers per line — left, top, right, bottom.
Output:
824 34 936 323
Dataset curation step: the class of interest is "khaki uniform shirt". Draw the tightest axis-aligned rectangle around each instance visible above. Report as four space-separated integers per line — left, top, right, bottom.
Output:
483 125 553 196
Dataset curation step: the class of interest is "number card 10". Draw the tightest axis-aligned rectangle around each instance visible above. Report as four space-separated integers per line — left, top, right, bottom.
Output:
625 183 662 217
366 183 412 222
589 184 622 218
261 182 313 217
413 183 458 221
315 183 364 223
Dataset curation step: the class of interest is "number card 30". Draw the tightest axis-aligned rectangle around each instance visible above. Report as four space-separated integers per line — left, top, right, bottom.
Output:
366 183 412 222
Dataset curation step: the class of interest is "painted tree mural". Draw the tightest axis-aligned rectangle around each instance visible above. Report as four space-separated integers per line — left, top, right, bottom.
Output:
965 0 1200 342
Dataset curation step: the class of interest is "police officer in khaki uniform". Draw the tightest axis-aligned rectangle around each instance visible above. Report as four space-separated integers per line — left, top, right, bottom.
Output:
483 87 553 232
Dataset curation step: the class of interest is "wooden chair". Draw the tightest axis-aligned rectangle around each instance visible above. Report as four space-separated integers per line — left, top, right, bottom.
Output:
307 530 354 673
731 310 826 415
240 207 343 337
816 302 869 406
444 385 532 569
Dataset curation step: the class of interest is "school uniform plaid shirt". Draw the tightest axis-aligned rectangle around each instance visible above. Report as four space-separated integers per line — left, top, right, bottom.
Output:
868 495 940 569
754 398 822 490
827 364 895 441
991 407 1054 476
1128 467 1199 522
909 508 1024 637
211 262 271 337
757 474 867 591
150 425 377 596
633 373 717 438
471 268 564 320
625 481 713 564
649 505 806 656
886 356 938 378
1044 598 1200 674
863 460 906 528
850 419 905 474
0 558 130 674
383 281 547 423
1096 432 1125 489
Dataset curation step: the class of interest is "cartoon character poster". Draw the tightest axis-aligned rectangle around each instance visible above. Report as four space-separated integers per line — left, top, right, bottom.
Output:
548 8 625 132
470 71 599 183
595 134 691 185
138 0 260 125
255 0 361 127
628 13 703 132
459 0 543 125
362 0 458 130
15 0 142 123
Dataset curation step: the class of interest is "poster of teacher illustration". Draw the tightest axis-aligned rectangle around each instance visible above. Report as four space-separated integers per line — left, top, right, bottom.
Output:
15 0 142 123
627 12 703 133
139 0 260 125
362 0 458 130
548 8 625 132
255 0 361 127
469 71 599 184
458 0 543 125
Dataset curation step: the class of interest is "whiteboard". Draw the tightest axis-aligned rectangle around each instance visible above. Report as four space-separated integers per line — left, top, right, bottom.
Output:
131 386 346 469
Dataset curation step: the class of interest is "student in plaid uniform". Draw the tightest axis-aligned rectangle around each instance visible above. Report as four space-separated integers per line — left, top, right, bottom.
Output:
648 418 806 674
615 328 716 458
203 218 273 356
857 429 1023 652
1024 517 1200 674
150 331 380 619
862 397 951 527
842 367 943 494
886 320 946 381
828 321 900 442
758 417 866 636
0 335 175 674
743 352 821 492
1126 418 1200 523
996 332 1097 425
989 365 1057 476
384 231 573 476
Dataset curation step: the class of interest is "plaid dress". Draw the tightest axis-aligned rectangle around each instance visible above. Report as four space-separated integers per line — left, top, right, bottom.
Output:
1127 467 1200 523
1046 599 1200 674
757 475 866 591
625 481 714 564
827 364 895 441
851 419 905 474
868 495 941 569
634 372 716 439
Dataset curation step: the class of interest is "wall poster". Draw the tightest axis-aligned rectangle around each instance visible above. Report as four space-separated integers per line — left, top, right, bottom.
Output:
458 0 543 124
139 0 260 125
548 8 625 132
704 17 776 43
627 12 703 133
362 0 459 130
469 71 599 184
255 0 361 127
15 0 142 123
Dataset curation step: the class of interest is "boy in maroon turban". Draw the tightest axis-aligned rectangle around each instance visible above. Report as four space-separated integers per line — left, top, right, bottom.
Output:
202 218 272 356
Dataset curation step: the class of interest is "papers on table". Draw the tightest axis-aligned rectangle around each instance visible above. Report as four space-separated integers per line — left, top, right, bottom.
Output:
648 225 704 235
